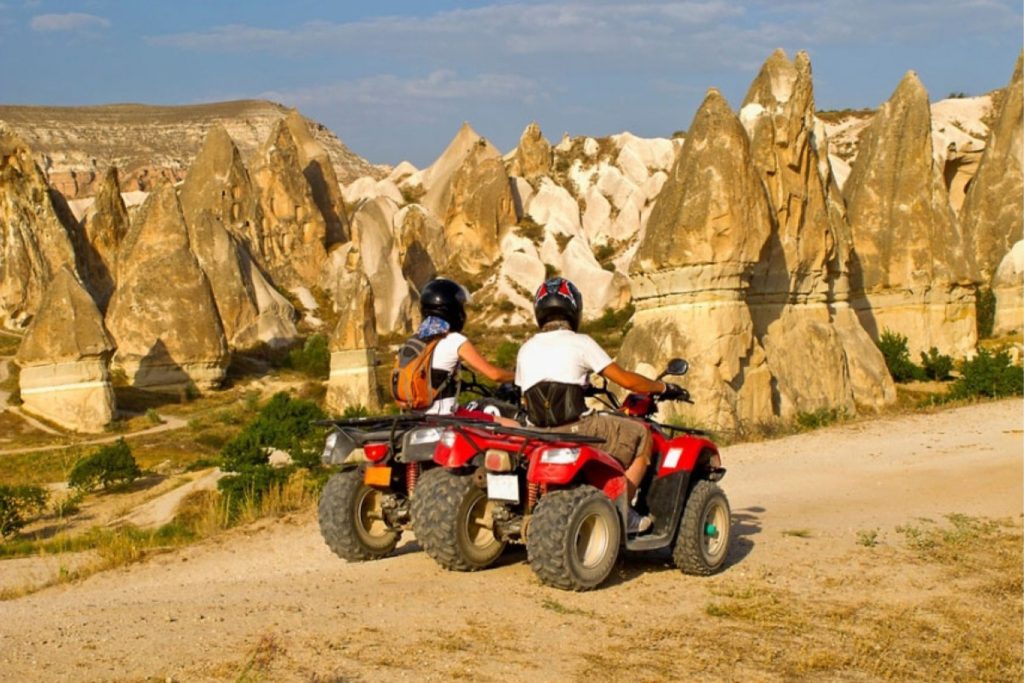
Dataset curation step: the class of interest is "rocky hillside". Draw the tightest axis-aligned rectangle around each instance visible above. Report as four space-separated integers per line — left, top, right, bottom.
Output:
0 100 386 199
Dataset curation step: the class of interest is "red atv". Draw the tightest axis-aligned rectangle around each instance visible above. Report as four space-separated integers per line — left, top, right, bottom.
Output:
411 358 730 590
317 373 521 562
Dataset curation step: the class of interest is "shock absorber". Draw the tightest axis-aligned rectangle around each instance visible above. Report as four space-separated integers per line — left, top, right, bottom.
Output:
527 482 539 511
407 462 419 494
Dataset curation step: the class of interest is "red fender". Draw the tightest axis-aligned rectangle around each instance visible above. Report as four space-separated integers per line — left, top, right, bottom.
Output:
528 445 628 501
654 432 719 477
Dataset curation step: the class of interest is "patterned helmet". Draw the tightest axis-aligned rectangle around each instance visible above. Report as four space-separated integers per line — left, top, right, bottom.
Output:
533 277 583 331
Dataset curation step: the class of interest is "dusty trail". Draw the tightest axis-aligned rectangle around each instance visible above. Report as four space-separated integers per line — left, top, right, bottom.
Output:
0 399 1020 682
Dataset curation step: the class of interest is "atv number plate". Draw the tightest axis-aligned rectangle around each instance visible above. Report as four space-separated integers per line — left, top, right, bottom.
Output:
363 466 392 487
486 473 519 503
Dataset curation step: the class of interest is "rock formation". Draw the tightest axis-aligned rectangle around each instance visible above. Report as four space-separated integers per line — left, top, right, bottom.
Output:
79 166 129 311
741 49 893 417
844 71 976 358
395 204 449 290
249 119 329 289
15 266 115 432
993 241 1024 337
179 126 298 350
106 183 228 391
960 53 1023 283
284 110 350 247
326 250 381 414
622 89 774 430
0 128 80 328
510 122 552 181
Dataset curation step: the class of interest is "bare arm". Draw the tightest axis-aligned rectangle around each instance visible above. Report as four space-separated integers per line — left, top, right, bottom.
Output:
600 362 666 394
458 340 515 383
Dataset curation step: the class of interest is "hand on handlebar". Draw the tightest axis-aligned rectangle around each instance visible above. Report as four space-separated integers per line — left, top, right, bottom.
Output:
658 382 691 403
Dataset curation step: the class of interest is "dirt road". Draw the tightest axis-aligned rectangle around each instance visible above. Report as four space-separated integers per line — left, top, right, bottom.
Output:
0 399 1020 682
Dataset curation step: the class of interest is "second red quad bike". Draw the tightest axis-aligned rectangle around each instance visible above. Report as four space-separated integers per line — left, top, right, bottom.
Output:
412 358 730 590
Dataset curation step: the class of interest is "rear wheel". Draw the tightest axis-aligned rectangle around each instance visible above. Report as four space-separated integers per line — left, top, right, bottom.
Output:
411 468 506 571
672 480 730 575
526 486 621 591
318 469 400 561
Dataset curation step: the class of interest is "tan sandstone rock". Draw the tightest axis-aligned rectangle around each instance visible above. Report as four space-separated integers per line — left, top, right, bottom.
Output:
326 250 381 414
179 126 298 350
740 49 894 417
960 52 1023 283
284 110 350 248
395 204 449 290
79 166 129 312
0 128 80 328
623 89 774 431
510 122 552 181
106 182 228 391
844 71 976 358
249 119 329 289
15 267 115 432
992 241 1024 337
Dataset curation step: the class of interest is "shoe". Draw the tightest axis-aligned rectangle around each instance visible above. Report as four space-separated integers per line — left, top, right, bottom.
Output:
627 508 652 534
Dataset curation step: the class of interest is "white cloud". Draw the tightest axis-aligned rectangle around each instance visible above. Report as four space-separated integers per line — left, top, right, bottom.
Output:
30 12 110 32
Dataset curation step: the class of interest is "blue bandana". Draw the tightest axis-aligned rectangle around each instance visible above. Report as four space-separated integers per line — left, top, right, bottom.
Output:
416 316 451 340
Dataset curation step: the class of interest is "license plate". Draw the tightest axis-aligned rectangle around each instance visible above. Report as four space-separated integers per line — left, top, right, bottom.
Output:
364 466 392 487
486 473 519 503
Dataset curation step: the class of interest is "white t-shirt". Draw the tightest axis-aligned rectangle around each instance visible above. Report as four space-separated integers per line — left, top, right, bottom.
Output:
515 330 613 392
425 332 467 415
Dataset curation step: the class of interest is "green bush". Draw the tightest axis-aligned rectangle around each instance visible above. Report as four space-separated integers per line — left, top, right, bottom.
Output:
795 407 846 431
495 340 521 369
0 485 48 538
68 439 141 491
877 330 924 382
217 392 326 517
976 287 996 340
919 347 954 381
287 334 330 378
341 404 369 418
948 348 1023 400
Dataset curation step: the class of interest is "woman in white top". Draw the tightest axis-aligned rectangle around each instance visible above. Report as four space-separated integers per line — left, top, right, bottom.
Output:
415 279 514 415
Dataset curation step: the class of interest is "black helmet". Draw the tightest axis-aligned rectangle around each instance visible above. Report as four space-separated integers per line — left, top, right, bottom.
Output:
533 277 583 331
420 278 469 332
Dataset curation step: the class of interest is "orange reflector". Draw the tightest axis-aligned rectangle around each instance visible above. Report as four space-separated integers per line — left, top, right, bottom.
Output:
363 466 392 487
484 449 512 472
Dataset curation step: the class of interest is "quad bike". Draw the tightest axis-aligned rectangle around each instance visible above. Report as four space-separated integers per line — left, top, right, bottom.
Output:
412 358 730 590
316 372 521 562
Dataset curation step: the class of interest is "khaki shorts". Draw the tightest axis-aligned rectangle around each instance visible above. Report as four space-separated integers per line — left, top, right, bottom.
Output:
553 413 652 468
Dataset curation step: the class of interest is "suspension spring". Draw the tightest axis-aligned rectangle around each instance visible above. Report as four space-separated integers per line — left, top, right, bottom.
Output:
407 462 419 494
527 482 539 511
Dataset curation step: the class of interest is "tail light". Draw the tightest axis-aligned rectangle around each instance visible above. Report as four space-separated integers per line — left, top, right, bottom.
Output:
363 443 389 462
539 447 581 465
485 449 513 472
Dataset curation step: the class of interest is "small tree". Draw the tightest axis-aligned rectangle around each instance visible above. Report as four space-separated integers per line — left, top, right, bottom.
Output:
949 348 1024 399
287 335 330 378
0 485 48 538
877 330 924 382
68 438 141 491
919 347 954 381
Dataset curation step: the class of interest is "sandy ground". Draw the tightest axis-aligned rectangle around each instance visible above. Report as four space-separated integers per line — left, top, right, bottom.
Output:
0 399 1020 682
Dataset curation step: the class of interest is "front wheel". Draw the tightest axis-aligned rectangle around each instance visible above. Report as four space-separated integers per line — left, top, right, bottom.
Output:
672 480 730 575
526 486 621 591
318 469 400 561
411 468 506 571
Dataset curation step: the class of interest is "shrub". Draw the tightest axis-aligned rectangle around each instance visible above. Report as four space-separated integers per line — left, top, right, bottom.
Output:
877 330 924 382
217 392 326 518
287 334 330 378
976 287 996 340
495 340 520 369
948 347 1023 400
68 439 141 491
795 407 846 431
0 485 48 538
341 404 369 418
919 347 954 381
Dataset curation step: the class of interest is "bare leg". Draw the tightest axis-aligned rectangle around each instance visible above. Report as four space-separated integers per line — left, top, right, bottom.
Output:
625 456 649 500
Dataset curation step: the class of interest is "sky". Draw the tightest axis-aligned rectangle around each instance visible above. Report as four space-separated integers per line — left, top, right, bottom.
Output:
0 1 1020 167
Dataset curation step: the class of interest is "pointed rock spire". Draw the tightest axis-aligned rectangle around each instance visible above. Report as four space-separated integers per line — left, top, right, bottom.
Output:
510 122 552 181
844 70 977 358
15 266 116 432
325 249 381 413
284 110 350 247
106 182 228 391
80 166 129 311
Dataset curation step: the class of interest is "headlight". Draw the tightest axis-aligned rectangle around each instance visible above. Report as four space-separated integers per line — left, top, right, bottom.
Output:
440 429 457 448
408 426 444 445
540 447 581 465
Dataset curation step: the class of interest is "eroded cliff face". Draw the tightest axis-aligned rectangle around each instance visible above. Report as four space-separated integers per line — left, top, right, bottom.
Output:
105 183 228 392
79 167 129 312
844 71 978 358
16 266 116 433
0 100 384 199
326 249 381 414
960 52 1024 284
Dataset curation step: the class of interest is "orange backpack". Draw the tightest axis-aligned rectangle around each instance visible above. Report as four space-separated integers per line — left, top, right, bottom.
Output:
390 336 449 410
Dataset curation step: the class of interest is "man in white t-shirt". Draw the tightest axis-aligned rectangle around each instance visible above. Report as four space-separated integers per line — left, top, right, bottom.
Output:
516 278 686 533
414 279 514 415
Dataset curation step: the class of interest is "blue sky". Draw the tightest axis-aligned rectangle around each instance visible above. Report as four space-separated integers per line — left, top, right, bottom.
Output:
1 1 1020 167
